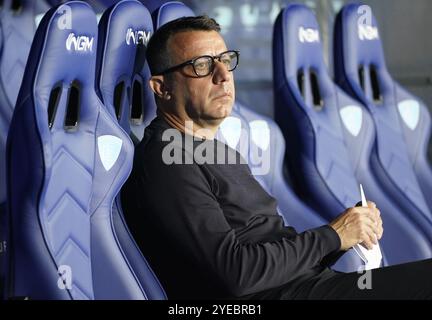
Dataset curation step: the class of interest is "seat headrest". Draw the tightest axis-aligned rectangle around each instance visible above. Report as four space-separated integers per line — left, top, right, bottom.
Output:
96 0 153 128
19 1 98 102
153 1 195 29
274 4 336 110
335 3 386 71
12 1 99 144
273 4 326 79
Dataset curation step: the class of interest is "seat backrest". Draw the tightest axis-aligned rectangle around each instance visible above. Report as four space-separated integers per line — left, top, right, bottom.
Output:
334 3 432 217
96 0 166 299
273 4 432 265
273 4 360 219
5 1 161 299
141 0 194 141
120 0 196 143
96 0 174 144
96 0 154 144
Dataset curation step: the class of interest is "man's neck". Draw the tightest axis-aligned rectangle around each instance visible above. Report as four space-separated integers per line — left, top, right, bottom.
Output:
160 111 220 140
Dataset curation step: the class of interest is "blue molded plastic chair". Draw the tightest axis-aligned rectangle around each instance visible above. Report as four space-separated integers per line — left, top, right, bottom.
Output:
334 3 432 215
96 0 166 299
5 1 164 299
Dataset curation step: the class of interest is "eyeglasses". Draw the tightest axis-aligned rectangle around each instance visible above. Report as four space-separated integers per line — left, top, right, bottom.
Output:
157 50 240 77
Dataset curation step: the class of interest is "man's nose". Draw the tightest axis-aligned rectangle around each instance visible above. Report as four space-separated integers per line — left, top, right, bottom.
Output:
212 61 231 83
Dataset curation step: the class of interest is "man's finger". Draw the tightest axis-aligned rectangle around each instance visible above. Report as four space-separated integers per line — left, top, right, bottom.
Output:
367 201 376 208
377 222 384 239
362 216 381 237
352 206 374 215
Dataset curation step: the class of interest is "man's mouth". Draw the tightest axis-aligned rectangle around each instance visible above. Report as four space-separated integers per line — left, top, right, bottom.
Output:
213 92 232 100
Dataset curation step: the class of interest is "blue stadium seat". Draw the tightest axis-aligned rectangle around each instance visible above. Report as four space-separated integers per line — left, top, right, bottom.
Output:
153 1 362 272
4 1 164 299
334 3 432 229
334 4 432 215
96 0 166 299
273 4 432 266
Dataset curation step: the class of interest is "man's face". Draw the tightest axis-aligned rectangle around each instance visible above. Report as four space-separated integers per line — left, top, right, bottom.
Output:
166 30 235 126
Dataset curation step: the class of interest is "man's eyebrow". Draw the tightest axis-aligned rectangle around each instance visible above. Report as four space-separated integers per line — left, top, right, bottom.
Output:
186 50 230 60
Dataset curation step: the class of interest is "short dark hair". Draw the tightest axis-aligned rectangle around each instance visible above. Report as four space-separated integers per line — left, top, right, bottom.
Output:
146 15 221 75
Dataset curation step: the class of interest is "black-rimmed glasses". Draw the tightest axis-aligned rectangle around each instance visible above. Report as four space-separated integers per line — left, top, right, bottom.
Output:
157 50 240 77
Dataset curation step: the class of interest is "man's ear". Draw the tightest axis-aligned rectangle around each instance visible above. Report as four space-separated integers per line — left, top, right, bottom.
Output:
149 75 171 100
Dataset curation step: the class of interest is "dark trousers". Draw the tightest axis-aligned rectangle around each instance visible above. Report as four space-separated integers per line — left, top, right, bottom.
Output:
250 258 432 299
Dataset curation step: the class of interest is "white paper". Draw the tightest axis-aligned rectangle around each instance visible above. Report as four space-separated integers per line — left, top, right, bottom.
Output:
353 184 382 270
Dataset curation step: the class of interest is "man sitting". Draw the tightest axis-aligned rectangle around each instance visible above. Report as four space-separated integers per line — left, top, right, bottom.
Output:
121 16 431 299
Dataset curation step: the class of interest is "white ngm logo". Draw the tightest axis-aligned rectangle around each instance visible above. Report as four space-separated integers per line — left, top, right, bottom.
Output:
66 33 94 52
125 28 151 46
358 24 379 41
298 26 320 43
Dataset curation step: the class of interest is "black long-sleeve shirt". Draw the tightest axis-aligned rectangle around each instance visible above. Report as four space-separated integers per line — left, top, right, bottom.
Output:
121 116 341 299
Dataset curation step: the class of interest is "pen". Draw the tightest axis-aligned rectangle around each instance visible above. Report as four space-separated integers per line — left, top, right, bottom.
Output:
360 184 367 207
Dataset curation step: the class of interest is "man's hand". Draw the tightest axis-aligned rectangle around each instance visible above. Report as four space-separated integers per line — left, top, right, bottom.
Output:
329 201 383 251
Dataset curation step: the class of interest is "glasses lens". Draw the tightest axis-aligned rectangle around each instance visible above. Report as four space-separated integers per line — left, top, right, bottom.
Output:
220 51 238 71
193 56 213 76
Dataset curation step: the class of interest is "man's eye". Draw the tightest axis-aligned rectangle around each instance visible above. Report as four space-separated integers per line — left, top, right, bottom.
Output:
221 58 232 66
195 61 209 71
195 63 206 69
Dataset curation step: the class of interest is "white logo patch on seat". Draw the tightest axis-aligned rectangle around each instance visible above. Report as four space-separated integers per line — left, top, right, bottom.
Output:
97 135 123 171
358 24 379 41
298 26 320 43
339 105 363 136
219 116 242 149
249 120 270 150
398 99 420 130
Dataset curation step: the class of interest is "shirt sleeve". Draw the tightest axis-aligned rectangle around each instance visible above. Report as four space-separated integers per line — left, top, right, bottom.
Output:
139 158 341 297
